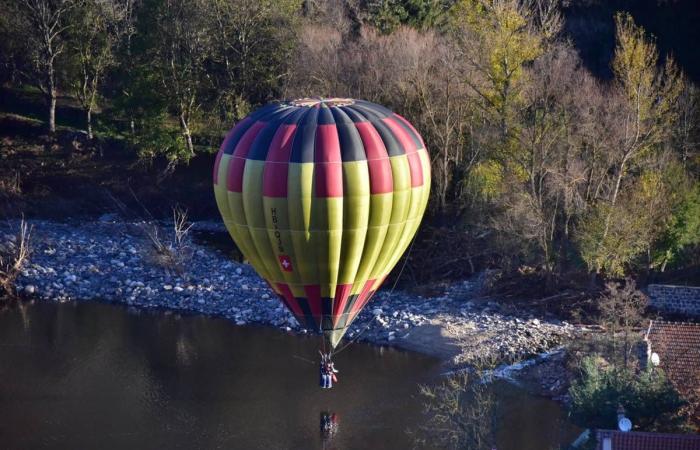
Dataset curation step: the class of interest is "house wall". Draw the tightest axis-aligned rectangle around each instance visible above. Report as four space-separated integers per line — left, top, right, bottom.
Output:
647 284 700 316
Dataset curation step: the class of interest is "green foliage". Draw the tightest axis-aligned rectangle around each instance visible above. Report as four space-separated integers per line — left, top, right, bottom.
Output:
463 160 504 201
450 0 543 122
577 203 641 277
367 0 449 34
129 112 186 163
569 356 690 432
653 182 700 270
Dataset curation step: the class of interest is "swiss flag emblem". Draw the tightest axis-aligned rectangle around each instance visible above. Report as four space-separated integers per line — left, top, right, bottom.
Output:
278 255 293 272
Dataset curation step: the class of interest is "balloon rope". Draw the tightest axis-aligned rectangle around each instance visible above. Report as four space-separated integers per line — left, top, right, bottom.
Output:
331 234 418 357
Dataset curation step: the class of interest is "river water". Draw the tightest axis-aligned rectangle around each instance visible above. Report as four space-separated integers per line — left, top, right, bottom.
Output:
0 301 578 449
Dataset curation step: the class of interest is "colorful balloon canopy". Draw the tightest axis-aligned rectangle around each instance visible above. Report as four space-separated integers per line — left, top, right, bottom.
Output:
213 97 430 347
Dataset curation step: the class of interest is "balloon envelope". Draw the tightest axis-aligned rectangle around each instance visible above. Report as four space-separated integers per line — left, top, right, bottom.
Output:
213 98 430 347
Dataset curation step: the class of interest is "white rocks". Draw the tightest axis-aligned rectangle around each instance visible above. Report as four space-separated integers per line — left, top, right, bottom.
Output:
7 219 573 368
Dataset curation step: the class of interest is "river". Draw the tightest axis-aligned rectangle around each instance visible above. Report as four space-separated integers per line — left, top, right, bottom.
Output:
0 301 579 449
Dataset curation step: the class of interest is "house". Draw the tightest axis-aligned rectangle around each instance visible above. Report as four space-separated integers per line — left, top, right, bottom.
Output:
595 429 700 450
644 320 700 404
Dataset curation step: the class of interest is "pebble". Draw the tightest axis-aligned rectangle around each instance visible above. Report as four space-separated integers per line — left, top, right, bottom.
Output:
5 219 574 367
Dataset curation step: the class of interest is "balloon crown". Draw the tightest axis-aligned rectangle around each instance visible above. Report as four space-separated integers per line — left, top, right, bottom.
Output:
288 97 355 107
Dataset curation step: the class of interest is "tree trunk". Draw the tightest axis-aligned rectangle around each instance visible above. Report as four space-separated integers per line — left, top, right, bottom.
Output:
180 114 194 155
48 62 57 134
49 92 57 134
86 108 93 140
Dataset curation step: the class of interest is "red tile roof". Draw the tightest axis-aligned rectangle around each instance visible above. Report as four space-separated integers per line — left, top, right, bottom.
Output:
645 320 700 400
596 430 700 450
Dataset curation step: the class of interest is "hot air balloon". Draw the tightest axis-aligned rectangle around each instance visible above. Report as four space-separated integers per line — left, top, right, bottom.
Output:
213 97 430 349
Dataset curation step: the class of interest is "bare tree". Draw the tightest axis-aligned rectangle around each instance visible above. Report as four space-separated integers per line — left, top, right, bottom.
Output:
16 0 77 133
598 278 648 368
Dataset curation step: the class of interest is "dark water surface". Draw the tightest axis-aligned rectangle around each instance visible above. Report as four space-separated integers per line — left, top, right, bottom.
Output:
0 302 578 449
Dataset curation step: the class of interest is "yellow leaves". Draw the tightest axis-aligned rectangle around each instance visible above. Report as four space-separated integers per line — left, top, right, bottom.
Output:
612 12 683 131
466 160 504 200
638 170 662 202
449 0 543 121
613 12 658 105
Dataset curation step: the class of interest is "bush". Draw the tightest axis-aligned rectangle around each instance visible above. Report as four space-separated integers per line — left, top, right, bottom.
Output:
0 219 31 297
569 355 690 432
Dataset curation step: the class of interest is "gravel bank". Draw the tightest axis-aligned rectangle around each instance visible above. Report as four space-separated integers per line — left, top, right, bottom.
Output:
7 219 577 368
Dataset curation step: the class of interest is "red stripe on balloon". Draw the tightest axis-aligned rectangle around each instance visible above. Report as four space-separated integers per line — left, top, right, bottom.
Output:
393 113 425 148
348 279 376 323
263 124 297 197
383 117 423 186
314 124 343 197
227 121 265 192
276 283 304 319
332 284 353 327
383 117 418 154
406 151 424 187
221 117 252 155
304 285 323 319
355 122 393 194
213 150 223 185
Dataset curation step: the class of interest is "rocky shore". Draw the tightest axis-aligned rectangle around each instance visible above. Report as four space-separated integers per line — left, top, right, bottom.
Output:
7 219 578 369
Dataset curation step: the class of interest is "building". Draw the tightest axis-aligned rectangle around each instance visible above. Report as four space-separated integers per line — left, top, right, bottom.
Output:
644 320 700 403
595 430 700 450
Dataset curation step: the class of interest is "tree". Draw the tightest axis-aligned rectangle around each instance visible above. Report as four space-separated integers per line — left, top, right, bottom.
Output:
569 356 690 433
68 0 131 140
596 278 647 368
583 13 683 273
14 0 77 133
365 0 448 34
143 0 213 158
412 361 498 450
578 13 684 278
207 0 300 123
607 12 682 217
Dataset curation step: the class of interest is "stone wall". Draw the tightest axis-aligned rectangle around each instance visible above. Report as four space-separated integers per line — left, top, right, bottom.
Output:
647 284 700 316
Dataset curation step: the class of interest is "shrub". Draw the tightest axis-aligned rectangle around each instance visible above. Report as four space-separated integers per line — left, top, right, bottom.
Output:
0 219 31 297
142 207 194 275
569 355 690 432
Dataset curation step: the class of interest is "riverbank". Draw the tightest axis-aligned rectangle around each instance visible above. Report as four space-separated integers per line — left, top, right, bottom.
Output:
6 219 578 370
